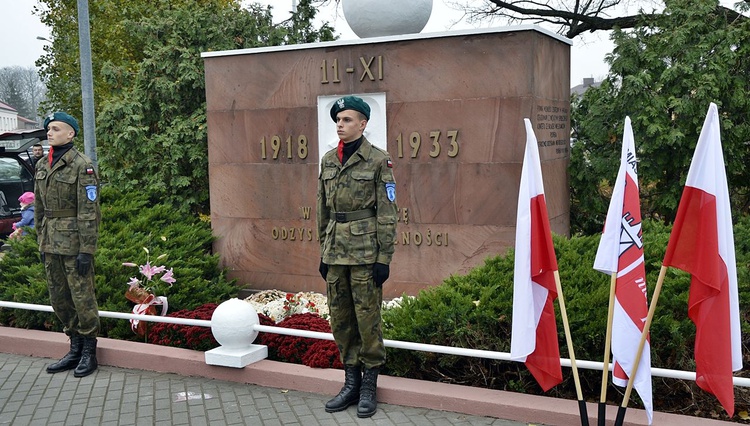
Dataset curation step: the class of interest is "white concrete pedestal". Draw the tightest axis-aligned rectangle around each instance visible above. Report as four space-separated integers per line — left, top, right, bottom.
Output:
205 344 268 368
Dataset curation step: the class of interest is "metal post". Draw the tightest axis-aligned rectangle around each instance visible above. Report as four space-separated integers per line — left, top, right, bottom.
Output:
77 0 98 169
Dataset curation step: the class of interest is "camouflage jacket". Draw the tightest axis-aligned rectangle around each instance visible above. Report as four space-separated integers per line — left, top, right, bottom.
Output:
34 146 100 255
317 137 398 265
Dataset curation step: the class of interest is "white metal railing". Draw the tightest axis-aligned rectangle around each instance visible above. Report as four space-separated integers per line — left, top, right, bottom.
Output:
2 300 749 387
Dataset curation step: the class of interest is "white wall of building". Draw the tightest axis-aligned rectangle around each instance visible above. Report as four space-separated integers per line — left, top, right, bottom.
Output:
0 107 19 132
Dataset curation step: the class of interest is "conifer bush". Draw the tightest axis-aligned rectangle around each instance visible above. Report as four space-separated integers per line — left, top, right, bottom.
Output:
382 217 750 417
0 186 238 340
0 229 51 330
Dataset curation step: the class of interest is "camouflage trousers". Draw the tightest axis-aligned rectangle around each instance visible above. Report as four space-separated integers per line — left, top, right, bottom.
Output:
44 253 99 338
326 264 385 369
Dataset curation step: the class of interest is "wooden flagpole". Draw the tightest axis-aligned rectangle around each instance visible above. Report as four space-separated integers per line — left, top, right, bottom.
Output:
554 270 590 426
614 265 668 426
598 273 617 426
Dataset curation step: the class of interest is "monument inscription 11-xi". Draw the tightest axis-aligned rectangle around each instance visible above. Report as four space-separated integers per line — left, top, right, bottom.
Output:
202 27 572 298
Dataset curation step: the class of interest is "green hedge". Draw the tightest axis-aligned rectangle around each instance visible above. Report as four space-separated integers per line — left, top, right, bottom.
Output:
382 217 750 416
0 186 238 340
4 189 748 418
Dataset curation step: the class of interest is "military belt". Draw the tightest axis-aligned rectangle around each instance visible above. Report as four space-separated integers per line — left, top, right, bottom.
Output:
331 208 376 223
45 209 77 218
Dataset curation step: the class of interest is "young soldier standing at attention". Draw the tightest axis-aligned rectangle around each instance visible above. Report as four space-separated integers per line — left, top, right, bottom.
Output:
317 96 398 418
36 112 101 378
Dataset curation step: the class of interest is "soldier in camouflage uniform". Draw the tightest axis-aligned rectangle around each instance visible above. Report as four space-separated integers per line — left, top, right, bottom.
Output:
35 112 101 378
317 96 398 418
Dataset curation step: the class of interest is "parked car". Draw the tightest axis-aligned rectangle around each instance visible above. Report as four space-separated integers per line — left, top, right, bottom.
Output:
0 129 45 236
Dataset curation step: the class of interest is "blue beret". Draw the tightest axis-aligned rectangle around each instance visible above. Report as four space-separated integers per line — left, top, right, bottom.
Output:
43 112 79 136
330 96 371 122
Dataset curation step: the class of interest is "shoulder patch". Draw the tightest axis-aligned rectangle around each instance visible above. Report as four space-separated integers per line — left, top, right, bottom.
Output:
387 159 393 168
85 167 95 175
85 185 98 202
385 182 396 202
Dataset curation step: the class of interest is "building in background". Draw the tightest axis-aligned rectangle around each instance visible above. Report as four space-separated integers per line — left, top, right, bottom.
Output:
17 116 38 130
0 101 18 132
0 101 37 131
571 77 601 96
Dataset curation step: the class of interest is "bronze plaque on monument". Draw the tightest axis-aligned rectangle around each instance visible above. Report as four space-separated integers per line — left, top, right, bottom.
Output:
202 27 571 298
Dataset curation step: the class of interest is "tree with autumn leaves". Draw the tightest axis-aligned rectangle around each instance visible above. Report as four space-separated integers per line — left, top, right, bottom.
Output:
35 0 334 212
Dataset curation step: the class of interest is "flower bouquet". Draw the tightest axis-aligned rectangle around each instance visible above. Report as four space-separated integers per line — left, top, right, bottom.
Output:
123 245 176 337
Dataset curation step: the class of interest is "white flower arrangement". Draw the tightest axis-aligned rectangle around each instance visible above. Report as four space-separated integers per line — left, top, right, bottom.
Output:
383 296 413 310
243 289 406 323
244 299 266 315
296 292 329 319
246 289 287 304
261 298 288 322
243 291 330 323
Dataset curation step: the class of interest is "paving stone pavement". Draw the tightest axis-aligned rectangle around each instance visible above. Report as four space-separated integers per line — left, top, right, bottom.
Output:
0 353 529 426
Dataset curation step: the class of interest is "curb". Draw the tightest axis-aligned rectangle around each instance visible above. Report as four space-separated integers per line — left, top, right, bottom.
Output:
0 327 732 425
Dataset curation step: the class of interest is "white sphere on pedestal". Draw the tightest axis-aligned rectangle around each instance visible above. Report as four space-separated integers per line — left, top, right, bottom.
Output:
342 0 433 38
210 298 259 349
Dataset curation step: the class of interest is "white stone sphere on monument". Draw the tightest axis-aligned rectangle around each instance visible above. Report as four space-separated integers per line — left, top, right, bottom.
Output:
342 0 433 38
210 298 259 349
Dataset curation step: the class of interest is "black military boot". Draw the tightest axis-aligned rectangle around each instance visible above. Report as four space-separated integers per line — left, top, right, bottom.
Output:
357 367 380 418
46 335 83 374
325 366 361 412
73 337 98 378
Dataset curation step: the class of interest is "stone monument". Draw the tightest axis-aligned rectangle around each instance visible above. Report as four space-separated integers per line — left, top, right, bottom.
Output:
202 13 571 298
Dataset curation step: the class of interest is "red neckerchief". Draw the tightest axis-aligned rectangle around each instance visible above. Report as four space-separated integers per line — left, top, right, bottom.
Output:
337 140 344 164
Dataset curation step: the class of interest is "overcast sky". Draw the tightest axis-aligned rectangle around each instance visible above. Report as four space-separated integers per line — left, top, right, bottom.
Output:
1 0 614 85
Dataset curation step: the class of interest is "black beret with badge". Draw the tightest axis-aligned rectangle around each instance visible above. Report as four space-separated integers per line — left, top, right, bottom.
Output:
330 95 371 122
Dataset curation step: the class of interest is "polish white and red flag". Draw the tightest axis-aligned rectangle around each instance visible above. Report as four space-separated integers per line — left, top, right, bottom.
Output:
510 118 563 392
593 117 653 424
662 103 741 416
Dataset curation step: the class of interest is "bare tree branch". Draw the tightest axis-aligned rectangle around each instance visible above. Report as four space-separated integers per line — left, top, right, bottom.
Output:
462 1 747 38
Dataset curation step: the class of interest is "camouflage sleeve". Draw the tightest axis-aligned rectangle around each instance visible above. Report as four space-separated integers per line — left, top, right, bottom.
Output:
375 156 398 264
77 162 100 254
316 164 330 256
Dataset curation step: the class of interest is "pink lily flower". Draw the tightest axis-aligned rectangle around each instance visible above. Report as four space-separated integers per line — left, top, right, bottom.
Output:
160 268 176 286
139 262 157 280
127 277 141 289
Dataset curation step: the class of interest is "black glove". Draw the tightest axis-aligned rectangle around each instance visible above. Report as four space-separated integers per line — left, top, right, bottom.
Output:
76 253 93 276
319 259 328 280
40 252 45 264
373 263 389 287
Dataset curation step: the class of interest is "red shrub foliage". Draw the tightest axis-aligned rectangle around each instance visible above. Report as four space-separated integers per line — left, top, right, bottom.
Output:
258 312 274 326
302 340 344 369
148 303 218 351
255 312 274 343
260 313 341 368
